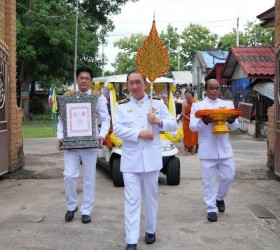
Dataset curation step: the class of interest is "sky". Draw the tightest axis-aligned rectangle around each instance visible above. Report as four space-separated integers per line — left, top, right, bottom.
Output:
101 0 275 72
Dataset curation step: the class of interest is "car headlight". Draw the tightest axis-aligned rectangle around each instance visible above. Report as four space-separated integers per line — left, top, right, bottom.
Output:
161 143 175 152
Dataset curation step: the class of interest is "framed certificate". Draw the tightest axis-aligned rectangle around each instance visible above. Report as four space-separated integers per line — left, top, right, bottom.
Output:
57 92 100 149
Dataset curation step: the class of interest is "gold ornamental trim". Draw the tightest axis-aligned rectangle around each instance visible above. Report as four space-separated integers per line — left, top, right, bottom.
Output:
136 19 170 82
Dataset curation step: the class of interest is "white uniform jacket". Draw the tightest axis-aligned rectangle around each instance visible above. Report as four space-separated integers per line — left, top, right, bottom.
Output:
57 90 110 142
114 94 177 173
189 97 238 160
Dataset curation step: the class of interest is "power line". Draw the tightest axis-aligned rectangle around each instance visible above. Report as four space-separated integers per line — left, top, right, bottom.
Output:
16 2 75 18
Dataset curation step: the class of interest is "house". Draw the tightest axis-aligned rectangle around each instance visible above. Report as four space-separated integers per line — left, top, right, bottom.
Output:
191 51 228 99
221 46 275 138
257 2 280 176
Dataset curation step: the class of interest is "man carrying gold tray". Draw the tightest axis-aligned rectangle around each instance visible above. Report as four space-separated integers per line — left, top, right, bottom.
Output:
189 79 239 223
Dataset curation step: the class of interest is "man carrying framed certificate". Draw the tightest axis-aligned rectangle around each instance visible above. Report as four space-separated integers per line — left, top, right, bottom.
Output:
57 67 110 224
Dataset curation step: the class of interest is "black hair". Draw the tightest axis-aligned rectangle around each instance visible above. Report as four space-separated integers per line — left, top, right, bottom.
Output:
187 91 194 97
175 89 181 94
76 66 93 78
126 70 147 82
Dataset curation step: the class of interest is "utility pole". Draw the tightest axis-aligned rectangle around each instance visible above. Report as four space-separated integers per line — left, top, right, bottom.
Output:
177 36 180 71
101 28 105 77
236 17 239 47
73 0 79 91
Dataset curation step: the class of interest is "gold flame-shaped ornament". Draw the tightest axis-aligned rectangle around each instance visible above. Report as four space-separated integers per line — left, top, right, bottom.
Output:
136 19 170 82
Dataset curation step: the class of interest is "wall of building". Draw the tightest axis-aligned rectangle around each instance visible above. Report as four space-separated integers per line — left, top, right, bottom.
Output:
267 105 274 170
276 0 280 47
0 0 25 171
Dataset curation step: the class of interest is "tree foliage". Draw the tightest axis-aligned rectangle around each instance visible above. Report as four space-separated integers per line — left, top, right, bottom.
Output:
112 34 146 74
244 21 275 46
113 21 275 75
219 21 275 50
180 24 218 70
219 29 247 51
159 24 180 72
16 0 138 120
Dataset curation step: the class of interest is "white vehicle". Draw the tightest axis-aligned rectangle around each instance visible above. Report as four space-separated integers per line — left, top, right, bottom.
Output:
93 75 182 187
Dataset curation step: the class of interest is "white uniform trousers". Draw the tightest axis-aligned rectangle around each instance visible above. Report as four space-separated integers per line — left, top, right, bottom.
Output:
63 148 97 215
200 157 235 213
123 171 160 244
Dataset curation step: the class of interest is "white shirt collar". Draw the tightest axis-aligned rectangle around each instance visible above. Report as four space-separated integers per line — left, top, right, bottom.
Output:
205 96 218 103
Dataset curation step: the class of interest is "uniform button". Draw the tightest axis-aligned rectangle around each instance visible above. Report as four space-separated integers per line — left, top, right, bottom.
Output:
139 115 143 118
141 126 144 128
142 148 144 150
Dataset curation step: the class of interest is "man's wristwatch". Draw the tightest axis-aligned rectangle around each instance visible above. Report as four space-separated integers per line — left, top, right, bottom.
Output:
159 120 163 128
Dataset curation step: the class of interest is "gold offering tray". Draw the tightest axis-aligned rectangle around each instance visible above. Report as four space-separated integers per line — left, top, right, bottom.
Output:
195 109 243 134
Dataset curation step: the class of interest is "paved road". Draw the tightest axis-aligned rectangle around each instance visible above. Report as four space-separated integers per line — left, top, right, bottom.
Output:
0 133 280 250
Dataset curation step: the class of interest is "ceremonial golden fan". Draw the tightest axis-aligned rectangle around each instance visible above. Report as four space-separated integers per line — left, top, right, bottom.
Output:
136 18 170 83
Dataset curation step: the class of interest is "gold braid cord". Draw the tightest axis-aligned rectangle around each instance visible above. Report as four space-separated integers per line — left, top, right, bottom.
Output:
136 20 170 82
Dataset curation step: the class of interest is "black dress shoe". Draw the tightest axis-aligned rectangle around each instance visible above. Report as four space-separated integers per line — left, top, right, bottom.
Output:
216 200 225 213
207 212 217 222
125 244 137 250
145 232 156 244
65 207 78 222
81 215 91 224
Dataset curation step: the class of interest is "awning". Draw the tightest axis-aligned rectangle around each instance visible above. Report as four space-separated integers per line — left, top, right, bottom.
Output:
253 82 274 100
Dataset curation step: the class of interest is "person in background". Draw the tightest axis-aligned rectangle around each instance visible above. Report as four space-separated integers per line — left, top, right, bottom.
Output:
160 93 169 107
57 66 110 224
189 79 238 222
114 71 177 250
174 90 184 127
174 89 184 104
181 91 198 155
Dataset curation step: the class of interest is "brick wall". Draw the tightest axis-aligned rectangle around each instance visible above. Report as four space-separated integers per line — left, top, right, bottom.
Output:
266 0 280 171
1 0 25 171
267 105 274 170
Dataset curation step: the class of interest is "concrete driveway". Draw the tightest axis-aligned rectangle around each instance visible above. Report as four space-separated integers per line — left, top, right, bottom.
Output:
0 133 280 250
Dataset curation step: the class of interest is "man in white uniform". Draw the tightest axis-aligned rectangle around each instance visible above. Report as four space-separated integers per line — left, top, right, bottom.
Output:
57 67 110 224
189 79 238 222
114 71 177 250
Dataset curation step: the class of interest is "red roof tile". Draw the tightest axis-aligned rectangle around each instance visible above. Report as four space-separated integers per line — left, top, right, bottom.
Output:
231 46 275 78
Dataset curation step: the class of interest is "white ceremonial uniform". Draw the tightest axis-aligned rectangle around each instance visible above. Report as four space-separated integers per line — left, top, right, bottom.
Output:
189 96 238 213
57 90 110 216
114 94 177 244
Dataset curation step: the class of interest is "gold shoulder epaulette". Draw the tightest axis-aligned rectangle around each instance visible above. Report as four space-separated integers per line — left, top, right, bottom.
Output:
118 98 130 104
152 95 160 100
91 90 100 95
65 90 76 95
194 99 202 103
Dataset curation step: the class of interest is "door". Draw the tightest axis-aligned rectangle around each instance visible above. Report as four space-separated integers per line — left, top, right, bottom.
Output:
0 42 8 175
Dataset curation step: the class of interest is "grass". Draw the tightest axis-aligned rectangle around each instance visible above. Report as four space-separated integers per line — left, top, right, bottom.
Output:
22 114 57 138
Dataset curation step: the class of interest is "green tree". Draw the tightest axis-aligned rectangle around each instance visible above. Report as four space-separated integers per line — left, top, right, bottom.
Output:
159 24 180 71
219 29 247 51
112 34 146 74
113 25 180 75
244 21 275 46
16 0 138 121
180 24 218 70
219 21 275 50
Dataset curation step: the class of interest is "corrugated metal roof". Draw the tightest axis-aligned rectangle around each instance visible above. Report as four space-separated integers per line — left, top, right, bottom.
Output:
200 51 228 69
253 82 274 100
